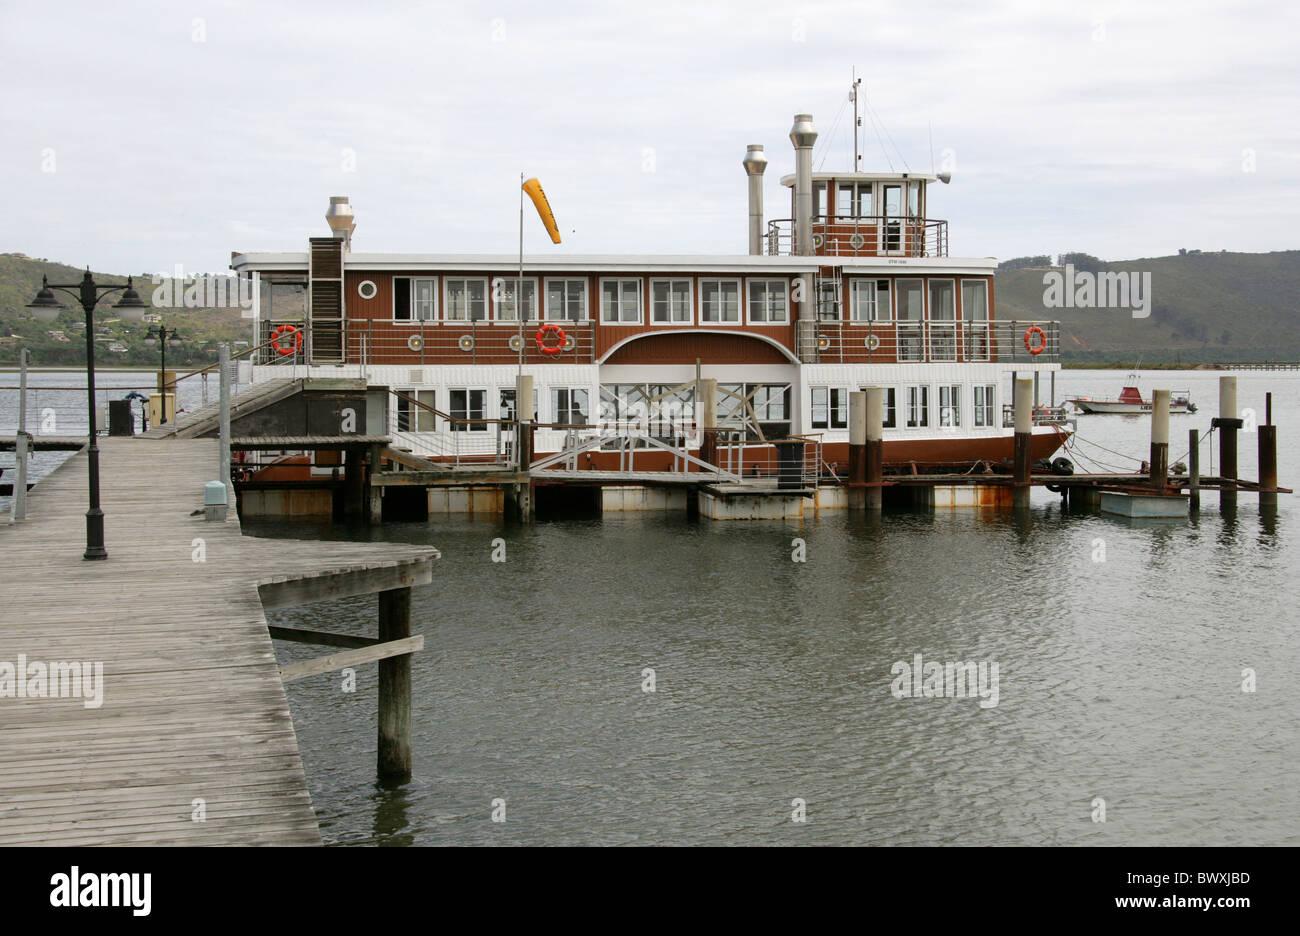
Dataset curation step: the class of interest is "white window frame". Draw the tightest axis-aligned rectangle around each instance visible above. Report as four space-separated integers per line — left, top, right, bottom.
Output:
649 278 693 325
699 278 742 325
544 278 588 322
491 276 538 324
937 384 962 429
393 276 439 323
810 386 849 430
551 386 591 426
599 277 643 325
443 277 488 323
849 278 892 323
746 278 789 325
395 388 436 432
905 384 929 429
447 387 488 431
973 384 996 428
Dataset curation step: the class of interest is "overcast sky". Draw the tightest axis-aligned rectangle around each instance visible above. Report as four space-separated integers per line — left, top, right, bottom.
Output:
2 0 1295 275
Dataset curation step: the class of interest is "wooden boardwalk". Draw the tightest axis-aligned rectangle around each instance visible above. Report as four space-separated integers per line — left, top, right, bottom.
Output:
0 437 436 845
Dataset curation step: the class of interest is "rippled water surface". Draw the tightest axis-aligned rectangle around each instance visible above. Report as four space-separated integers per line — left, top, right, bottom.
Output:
5 369 1299 845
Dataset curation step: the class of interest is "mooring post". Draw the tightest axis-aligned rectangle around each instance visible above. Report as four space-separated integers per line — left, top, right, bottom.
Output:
1149 389 1170 490
1013 377 1033 510
698 378 718 467
1218 375 1239 510
1259 391 1277 511
343 445 365 518
514 374 534 521
367 443 383 523
1188 428 1200 512
866 386 884 512
377 587 413 782
848 390 867 510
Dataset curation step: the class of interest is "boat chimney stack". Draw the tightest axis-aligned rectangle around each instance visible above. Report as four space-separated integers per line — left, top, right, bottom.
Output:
325 195 356 250
742 144 768 256
789 114 817 256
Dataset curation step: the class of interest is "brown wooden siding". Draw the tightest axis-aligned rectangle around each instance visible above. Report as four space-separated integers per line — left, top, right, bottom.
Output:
603 331 793 365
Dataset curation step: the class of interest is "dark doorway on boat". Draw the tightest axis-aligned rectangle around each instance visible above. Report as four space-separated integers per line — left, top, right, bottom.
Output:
534 484 602 520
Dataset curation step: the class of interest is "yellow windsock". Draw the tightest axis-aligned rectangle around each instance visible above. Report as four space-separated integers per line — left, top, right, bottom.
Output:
522 178 561 244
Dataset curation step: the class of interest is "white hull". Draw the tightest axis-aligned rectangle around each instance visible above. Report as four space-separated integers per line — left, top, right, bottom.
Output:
1074 400 1192 414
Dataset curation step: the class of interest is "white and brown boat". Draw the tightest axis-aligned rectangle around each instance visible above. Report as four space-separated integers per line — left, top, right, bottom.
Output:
1069 377 1196 415
232 107 1070 478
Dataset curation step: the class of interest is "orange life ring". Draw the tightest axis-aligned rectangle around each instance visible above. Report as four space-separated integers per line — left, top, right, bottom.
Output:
1023 325 1046 356
271 324 302 356
536 322 565 355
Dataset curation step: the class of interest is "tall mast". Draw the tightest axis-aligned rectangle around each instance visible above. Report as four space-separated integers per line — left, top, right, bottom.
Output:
851 69 863 170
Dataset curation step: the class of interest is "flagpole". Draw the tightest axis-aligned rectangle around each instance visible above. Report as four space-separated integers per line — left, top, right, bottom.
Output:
518 172 524 379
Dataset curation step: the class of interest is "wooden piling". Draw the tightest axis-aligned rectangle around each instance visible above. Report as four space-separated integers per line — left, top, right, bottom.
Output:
1149 389 1170 490
698 378 718 468
1013 378 1033 510
848 390 867 510
1259 392 1277 510
1188 428 1200 512
865 387 884 512
343 445 365 518
377 586 413 782
1218 376 1239 510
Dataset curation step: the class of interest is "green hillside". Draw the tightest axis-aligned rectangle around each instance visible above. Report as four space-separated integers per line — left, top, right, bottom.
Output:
995 250 1300 365
0 253 253 367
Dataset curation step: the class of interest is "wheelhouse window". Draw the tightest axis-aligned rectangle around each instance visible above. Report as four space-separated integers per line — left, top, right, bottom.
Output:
905 385 929 428
492 277 537 322
545 278 587 322
813 182 828 219
835 182 872 218
937 384 961 428
850 278 891 322
748 279 789 324
810 387 848 430
973 384 995 428
700 279 740 323
393 277 438 322
448 389 486 431
600 279 642 324
445 278 487 322
651 279 692 324
396 388 436 432
552 387 590 425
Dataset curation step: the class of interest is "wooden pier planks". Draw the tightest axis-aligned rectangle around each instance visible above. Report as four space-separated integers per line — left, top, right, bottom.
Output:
0 437 436 846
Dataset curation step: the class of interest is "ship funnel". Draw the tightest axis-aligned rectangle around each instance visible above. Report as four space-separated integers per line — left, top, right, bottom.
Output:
790 114 818 256
325 195 356 248
742 144 768 256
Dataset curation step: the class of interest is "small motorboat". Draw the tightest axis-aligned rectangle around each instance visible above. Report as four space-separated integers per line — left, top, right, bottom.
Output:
1068 376 1196 414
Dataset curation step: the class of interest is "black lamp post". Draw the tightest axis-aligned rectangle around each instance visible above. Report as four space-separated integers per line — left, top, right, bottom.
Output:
144 324 183 424
27 270 148 560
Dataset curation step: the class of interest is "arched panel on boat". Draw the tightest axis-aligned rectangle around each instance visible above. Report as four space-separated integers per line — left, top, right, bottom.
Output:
598 329 799 365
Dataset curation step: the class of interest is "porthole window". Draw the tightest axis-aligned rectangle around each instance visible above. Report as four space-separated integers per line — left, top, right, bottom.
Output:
357 280 378 300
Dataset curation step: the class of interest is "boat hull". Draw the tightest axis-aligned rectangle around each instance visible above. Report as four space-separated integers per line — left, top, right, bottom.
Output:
1074 401 1192 414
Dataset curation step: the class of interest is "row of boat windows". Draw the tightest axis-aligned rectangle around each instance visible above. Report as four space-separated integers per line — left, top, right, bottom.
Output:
389 276 989 325
393 382 999 433
393 277 788 325
810 385 999 430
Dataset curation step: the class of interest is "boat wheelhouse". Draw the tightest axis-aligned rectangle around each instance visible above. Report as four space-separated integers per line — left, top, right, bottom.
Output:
230 112 1068 477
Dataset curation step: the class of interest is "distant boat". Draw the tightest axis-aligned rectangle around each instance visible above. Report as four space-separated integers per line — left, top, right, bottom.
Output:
1068 375 1196 414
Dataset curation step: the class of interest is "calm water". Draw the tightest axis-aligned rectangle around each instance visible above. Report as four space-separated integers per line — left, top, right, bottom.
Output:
5 369 1298 845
